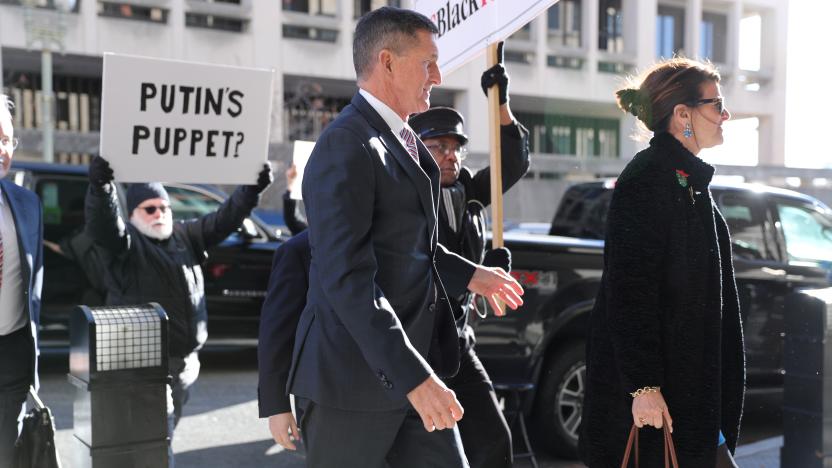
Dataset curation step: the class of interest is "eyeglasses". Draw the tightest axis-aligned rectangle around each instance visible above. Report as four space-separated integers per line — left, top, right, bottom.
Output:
139 204 170 215
425 142 467 160
0 136 19 151
694 97 726 114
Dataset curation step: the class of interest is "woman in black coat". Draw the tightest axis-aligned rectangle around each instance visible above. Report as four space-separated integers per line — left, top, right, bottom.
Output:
578 58 745 467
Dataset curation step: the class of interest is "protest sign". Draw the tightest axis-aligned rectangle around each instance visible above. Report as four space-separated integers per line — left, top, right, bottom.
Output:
412 0 559 74
100 53 274 185
290 140 315 200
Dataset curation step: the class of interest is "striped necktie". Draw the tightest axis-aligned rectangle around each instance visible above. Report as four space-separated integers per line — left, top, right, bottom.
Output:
399 127 420 163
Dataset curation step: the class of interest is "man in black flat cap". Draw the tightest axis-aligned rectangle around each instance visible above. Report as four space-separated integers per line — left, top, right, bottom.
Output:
407 64 530 468
83 156 272 467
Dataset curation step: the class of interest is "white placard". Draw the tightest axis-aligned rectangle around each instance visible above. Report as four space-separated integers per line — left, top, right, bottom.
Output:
100 53 274 185
412 0 560 74
290 140 315 200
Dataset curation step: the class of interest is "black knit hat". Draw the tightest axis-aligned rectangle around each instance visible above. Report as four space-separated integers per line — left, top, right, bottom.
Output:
126 182 170 214
408 107 468 144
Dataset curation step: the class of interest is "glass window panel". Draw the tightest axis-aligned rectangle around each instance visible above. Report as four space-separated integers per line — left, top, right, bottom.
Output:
547 0 581 47
354 0 400 17
701 12 727 63
598 0 624 53
718 193 776 261
656 5 684 58
776 203 832 263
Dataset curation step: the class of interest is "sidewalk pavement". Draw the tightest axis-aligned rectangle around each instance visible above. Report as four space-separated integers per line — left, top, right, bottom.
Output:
735 436 782 468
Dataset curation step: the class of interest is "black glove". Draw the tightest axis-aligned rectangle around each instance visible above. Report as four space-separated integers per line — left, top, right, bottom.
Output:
88 156 114 187
481 63 509 105
482 247 511 272
247 162 274 194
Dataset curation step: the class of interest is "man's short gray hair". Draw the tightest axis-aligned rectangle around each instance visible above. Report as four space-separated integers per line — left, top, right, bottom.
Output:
353 6 438 81
0 94 13 119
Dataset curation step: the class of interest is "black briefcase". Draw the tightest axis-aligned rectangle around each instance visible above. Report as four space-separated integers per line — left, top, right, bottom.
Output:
14 387 62 468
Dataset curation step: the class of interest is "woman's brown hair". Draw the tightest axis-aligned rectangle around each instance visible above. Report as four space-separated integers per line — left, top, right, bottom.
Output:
616 57 720 134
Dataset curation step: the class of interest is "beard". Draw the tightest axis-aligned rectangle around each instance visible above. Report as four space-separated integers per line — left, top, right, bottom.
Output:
130 216 173 240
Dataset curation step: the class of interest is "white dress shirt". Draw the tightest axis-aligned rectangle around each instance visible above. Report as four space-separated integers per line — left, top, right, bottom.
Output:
0 186 26 335
359 88 416 153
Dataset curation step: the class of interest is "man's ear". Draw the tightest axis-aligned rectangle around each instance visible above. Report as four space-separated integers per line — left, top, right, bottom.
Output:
378 49 394 74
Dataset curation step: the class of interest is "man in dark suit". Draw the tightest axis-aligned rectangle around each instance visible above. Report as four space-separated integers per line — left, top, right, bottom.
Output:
289 7 523 468
0 94 44 466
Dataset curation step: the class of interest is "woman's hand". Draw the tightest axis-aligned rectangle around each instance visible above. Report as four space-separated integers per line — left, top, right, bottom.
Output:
632 390 673 432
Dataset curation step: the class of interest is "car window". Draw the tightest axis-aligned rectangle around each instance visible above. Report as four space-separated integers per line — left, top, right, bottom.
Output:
775 201 832 264
717 192 777 261
163 185 223 222
35 176 88 242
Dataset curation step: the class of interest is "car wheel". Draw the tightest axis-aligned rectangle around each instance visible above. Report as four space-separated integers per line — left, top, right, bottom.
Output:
532 341 586 458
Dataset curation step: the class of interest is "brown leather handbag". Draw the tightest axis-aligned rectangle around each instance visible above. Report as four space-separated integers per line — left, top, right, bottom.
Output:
620 415 679 468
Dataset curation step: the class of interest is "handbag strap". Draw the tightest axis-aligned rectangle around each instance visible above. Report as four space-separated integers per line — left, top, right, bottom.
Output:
28 386 45 411
621 414 679 468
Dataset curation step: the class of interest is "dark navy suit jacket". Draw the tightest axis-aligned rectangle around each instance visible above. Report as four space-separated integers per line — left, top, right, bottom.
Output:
258 231 310 416
0 178 43 387
289 92 476 411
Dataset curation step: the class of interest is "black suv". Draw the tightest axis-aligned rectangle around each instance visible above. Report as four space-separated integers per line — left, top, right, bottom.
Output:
9 161 283 348
469 181 832 457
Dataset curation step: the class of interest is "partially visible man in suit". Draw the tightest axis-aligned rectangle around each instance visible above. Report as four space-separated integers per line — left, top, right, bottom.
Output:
0 94 44 465
290 6 524 468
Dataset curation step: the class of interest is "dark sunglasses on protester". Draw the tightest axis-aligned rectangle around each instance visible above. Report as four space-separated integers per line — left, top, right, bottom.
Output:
139 204 170 215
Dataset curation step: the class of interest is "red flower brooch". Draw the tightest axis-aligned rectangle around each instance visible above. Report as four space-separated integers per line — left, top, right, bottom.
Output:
675 169 689 188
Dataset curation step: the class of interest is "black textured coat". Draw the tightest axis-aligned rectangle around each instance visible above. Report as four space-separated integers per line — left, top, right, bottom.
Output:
579 133 746 467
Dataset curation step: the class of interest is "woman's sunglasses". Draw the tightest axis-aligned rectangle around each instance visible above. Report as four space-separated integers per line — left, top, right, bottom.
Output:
694 97 725 114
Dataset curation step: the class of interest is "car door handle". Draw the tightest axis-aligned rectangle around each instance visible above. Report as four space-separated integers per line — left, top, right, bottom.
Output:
761 267 786 276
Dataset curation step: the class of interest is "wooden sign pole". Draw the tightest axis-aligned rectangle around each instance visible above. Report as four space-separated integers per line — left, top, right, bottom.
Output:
487 42 505 315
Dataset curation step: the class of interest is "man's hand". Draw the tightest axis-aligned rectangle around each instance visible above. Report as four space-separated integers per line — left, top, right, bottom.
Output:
268 412 301 450
480 63 510 105
285 164 298 187
467 266 523 316
88 156 114 188
247 162 274 195
406 375 464 432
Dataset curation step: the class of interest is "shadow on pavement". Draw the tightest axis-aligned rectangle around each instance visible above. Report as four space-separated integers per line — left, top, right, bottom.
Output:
175 439 307 468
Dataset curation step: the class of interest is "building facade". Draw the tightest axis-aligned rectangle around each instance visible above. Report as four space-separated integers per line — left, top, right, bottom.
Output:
1 0 811 221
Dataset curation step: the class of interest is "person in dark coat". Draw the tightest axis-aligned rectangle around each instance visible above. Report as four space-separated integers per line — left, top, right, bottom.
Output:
281 164 307 236
83 155 272 465
578 57 745 468
258 69 530 468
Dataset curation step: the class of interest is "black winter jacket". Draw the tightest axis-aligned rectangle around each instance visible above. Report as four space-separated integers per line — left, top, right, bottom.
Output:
579 132 746 467
84 184 260 357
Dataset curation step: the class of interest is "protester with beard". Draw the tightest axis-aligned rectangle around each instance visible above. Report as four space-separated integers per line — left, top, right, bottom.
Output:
83 155 272 466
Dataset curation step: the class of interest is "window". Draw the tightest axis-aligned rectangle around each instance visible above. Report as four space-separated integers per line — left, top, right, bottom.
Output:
518 112 619 158
283 0 337 16
282 24 338 42
656 5 684 58
547 0 581 47
511 22 533 41
598 0 623 53
776 202 832 264
717 192 777 261
354 0 400 18
163 186 224 222
98 1 167 23
701 12 727 63
186 13 247 32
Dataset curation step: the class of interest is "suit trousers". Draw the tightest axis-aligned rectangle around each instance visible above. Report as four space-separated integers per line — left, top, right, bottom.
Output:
444 344 512 468
298 398 469 468
0 327 33 466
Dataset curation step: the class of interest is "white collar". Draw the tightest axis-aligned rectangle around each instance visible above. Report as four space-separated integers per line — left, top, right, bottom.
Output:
359 88 409 136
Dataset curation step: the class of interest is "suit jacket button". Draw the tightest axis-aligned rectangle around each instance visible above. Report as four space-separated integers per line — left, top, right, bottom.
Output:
377 370 386 381
428 303 436 313
384 381 393 390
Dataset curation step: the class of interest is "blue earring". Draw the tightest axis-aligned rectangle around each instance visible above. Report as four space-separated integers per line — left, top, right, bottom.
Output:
683 123 693 138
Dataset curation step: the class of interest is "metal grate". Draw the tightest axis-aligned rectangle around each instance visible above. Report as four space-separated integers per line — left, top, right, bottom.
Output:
91 306 162 371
